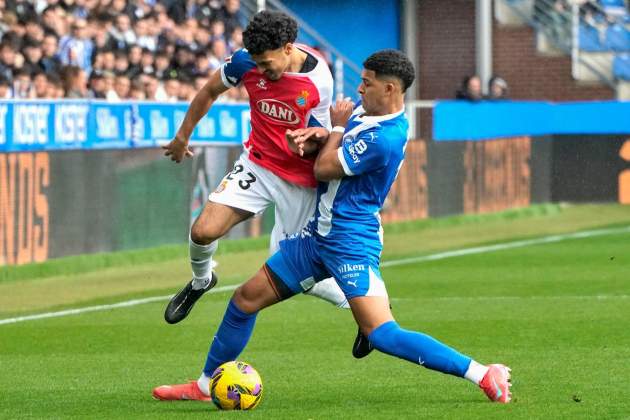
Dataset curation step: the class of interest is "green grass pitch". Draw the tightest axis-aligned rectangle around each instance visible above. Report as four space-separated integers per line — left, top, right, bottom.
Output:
1 204 629 419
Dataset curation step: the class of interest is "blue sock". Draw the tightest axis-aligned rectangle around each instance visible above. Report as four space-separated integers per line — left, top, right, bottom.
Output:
203 299 258 377
368 321 471 377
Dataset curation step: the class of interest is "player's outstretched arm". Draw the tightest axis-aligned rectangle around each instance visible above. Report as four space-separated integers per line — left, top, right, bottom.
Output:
162 70 230 163
313 99 354 181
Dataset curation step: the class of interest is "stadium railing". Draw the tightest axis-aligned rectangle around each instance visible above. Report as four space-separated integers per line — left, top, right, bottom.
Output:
499 0 630 98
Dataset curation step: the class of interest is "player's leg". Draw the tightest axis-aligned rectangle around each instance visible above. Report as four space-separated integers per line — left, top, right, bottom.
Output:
153 266 284 401
269 181 371 362
268 177 349 309
164 201 253 324
164 155 271 324
154 232 317 401
200 227 327 382
348 292 511 403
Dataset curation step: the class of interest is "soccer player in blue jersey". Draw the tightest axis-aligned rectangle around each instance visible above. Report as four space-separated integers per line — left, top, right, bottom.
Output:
153 49 512 403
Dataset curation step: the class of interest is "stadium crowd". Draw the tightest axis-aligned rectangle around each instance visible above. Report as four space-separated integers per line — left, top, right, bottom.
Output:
0 0 251 101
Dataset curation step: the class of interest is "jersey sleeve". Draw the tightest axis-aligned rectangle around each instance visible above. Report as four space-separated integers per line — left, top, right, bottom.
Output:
337 128 390 176
220 48 256 88
305 63 333 130
307 91 332 129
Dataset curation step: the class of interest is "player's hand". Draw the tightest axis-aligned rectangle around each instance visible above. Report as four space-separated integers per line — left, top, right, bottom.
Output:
330 98 354 128
286 128 327 157
162 135 194 163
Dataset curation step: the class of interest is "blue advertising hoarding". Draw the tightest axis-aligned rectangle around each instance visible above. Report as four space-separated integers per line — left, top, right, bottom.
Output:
0 100 251 153
433 100 630 141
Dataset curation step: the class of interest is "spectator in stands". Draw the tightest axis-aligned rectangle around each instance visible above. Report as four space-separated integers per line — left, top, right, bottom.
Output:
111 0 135 18
194 25 212 52
0 41 16 81
163 72 180 102
178 75 196 101
114 50 130 75
1 14 23 48
207 48 221 71
153 51 171 79
0 0 250 102
228 26 244 53
13 69 32 98
0 73 11 98
109 13 136 49
7 0 36 23
102 70 116 98
180 18 199 49
88 70 107 98
210 39 228 68
135 17 157 51
209 19 226 43
60 64 88 98
163 0 188 25
193 51 211 77
24 17 45 44
32 70 49 98
143 72 167 101
455 74 483 101
40 5 64 37
46 72 64 98
173 45 195 77
127 44 143 77
67 0 90 19
129 78 146 100
215 0 248 36
113 74 131 100
39 33 62 74
487 76 509 100
191 0 216 28
92 22 117 52
140 47 154 74
100 49 116 73
59 19 94 74
21 39 44 75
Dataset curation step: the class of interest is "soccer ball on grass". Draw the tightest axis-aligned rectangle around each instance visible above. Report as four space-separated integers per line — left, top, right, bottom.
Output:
210 361 263 410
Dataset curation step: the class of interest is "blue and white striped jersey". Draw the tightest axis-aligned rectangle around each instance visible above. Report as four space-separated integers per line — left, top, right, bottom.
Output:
313 104 409 257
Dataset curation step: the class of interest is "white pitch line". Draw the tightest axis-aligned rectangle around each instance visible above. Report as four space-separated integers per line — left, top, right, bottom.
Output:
1 225 629 326
381 225 630 268
0 285 238 326
389 294 630 302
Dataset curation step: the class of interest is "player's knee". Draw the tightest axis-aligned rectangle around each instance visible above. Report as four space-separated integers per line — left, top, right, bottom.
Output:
190 220 218 245
232 285 259 314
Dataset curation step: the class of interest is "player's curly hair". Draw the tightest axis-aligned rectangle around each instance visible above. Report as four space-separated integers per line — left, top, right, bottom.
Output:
363 49 416 93
242 11 298 55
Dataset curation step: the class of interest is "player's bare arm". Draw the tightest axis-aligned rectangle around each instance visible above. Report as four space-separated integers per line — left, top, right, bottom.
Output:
313 99 354 181
162 70 231 163
286 127 329 156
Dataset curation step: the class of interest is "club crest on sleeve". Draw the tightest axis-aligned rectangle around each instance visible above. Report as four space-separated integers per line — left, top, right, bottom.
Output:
214 180 228 194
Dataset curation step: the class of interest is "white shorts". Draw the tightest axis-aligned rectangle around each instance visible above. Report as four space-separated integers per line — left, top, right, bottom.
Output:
209 152 317 253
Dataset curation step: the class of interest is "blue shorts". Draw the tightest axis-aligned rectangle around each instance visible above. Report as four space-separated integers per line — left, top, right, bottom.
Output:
265 232 388 301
